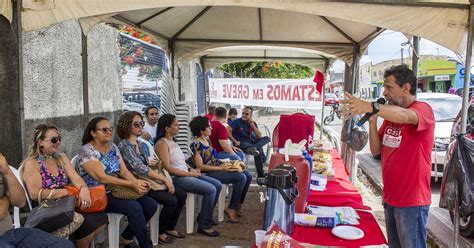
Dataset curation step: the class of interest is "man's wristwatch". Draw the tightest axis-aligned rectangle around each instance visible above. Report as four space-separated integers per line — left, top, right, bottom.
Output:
371 101 381 114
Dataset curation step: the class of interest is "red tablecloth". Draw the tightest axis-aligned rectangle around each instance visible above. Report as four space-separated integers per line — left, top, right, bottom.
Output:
254 149 387 247
307 149 370 210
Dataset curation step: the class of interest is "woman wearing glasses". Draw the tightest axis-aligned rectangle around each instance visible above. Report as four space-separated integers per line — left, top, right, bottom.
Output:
76 117 157 248
117 111 186 244
22 124 108 248
155 114 222 237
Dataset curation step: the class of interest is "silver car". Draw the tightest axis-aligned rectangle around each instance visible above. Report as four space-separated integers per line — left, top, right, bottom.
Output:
417 93 463 179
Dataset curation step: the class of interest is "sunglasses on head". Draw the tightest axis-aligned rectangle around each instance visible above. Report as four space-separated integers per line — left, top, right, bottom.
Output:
96 127 113 133
46 136 61 144
133 121 145 128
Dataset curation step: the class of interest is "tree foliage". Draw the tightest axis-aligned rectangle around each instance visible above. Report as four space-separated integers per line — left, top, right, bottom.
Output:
218 61 315 79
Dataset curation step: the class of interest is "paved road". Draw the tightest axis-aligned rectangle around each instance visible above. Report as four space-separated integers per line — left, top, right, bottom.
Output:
306 107 474 247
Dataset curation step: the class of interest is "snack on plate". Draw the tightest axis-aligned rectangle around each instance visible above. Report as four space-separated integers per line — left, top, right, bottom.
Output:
312 161 332 173
313 151 332 163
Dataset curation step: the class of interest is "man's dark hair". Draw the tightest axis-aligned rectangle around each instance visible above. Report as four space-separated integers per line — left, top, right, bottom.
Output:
214 107 227 118
228 108 238 116
145 106 159 116
208 105 216 114
243 106 253 113
383 64 417 95
189 116 210 137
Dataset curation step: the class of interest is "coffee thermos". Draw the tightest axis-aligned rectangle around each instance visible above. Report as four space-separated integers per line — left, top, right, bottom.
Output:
260 168 297 234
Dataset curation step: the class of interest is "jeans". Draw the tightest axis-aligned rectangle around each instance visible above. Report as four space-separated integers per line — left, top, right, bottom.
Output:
238 136 271 177
205 170 252 209
217 150 245 161
384 203 429 248
147 187 187 234
173 175 222 230
105 194 158 248
0 227 74 248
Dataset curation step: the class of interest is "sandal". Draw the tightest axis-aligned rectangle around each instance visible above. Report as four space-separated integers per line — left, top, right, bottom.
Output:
158 236 175 244
198 228 220 237
166 231 186 239
224 208 240 223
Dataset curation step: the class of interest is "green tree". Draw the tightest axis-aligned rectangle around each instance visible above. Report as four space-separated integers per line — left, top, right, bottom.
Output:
218 61 315 78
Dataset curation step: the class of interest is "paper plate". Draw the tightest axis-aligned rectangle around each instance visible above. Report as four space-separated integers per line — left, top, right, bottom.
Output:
331 226 364 240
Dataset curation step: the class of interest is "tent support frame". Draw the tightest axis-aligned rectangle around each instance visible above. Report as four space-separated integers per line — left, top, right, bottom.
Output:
137 7 173 26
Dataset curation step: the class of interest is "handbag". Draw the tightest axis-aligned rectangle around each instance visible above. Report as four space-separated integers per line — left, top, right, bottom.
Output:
24 189 78 232
51 211 84 238
221 160 247 172
106 173 145 200
134 160 173 191
64 185 107 213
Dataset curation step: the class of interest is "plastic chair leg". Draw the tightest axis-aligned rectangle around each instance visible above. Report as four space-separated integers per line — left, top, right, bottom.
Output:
186 193 195 234
218 184 228 222
149 205 162 246
107 213 124 248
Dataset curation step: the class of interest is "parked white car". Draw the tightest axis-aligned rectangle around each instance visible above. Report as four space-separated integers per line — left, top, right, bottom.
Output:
122 99 147 114
417 93 463 178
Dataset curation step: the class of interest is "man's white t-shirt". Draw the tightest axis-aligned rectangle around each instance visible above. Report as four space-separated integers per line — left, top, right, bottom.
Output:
144 122 157 141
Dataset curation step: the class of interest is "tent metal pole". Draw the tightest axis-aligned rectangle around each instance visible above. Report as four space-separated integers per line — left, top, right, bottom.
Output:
460 5 473 135
200 57 208 112
411 37 420 78
81 30 90 128
320 58 330 140
12 0 26 159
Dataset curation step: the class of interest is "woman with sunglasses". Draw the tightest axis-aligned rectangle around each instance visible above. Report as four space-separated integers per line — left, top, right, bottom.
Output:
155 114 222 237
22 124 108 248
76 117 157 248
189 116 252 223
117 111 186 244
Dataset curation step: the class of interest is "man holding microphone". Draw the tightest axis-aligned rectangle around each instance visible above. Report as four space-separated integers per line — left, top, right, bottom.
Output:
341 65 435 247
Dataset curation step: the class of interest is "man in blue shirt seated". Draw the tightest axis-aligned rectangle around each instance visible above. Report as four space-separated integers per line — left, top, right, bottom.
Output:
228 107 270 177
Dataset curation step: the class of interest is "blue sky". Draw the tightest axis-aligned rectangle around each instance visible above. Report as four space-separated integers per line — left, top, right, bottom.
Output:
331 30 460 72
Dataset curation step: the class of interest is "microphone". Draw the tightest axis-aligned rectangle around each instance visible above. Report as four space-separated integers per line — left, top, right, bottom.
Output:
356 98 386 127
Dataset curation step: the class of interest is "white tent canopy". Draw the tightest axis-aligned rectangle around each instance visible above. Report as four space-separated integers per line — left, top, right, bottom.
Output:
0 0 470 67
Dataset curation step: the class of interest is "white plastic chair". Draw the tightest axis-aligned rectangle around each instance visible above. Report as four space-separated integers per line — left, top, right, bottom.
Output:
185 193 201 234
10 165 31 229
218 184 231 222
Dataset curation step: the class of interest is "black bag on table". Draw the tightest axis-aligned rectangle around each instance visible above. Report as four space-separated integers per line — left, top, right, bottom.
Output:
439 135 474 216
24 189 76 232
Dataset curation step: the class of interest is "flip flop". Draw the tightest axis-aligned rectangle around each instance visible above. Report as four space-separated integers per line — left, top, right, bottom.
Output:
166 231 186 239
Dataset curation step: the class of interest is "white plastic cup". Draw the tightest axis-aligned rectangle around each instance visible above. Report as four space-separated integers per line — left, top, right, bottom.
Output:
254 230 266 247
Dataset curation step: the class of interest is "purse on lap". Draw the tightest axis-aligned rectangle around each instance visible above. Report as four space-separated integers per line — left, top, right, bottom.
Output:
106 173 145 200
133 159 173 191
24 189 81 233
64 184 107 213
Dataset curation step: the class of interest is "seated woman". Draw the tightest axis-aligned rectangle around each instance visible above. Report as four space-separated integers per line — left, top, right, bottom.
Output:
76 117 157 248
189 116 252 223
22 124 108 248
117 111 186 244
155 114 222 237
